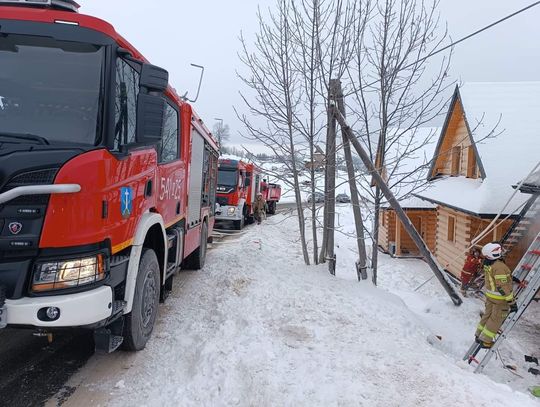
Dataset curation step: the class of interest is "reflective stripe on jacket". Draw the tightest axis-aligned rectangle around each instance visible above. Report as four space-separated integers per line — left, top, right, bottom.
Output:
484 260 513 301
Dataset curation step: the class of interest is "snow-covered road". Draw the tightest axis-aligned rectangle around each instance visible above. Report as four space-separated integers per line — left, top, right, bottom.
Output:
52 212 538 406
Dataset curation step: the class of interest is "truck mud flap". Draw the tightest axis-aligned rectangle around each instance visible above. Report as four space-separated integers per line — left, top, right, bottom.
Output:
94 300 126 353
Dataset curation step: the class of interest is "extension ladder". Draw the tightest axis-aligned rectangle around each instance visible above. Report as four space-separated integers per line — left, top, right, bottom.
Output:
502 195 539 255
463 232 540 373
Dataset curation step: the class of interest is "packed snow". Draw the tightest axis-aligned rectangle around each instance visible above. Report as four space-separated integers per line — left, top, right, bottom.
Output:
53 206 539 407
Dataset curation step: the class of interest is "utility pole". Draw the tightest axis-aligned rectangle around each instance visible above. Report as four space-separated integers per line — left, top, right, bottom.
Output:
333 81 368 281
332 105 462 306
321 79 339 275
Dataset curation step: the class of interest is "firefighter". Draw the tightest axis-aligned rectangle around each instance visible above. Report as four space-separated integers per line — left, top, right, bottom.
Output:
460 247 483 296
253 193 266 225
475 243 517 348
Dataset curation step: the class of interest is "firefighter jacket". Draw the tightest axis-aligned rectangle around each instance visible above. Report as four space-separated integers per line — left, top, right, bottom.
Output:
483 260 513 302
463 254 482 274
253 197 266 213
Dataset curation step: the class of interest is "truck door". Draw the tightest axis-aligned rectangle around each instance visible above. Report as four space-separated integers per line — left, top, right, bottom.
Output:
157 102 184 225
187 129 205 228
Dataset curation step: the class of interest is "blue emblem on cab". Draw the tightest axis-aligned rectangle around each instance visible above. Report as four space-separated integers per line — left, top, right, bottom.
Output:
120 187 133 218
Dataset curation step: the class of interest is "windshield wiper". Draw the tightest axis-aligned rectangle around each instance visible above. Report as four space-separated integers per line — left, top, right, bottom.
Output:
0 133 50 145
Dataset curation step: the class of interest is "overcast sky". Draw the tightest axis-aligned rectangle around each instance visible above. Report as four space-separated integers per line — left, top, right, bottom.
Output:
81 1 540 144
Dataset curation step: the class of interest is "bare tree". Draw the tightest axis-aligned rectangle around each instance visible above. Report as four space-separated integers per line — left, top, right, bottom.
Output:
236 0 311 264
348 0 453 284
212 122 230 146
290 0 365 266
237 0 367 266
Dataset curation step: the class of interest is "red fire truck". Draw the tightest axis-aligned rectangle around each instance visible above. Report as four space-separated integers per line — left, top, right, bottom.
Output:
260 180 282 215
0 0 219 352
216 159 281 228
216 159 260 229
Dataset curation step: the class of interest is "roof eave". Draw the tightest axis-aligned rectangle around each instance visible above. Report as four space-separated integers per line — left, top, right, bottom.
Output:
412 193 519 219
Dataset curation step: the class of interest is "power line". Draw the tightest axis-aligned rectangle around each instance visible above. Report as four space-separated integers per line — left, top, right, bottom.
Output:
347 1 540 96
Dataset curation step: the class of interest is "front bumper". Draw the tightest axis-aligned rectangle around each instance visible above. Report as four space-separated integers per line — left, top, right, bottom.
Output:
215 205 243 221
4 286 113 328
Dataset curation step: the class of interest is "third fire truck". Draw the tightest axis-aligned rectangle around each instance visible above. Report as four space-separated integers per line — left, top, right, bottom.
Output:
0 0 219 352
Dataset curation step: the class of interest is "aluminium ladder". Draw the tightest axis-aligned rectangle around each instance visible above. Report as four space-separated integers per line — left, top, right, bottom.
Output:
502 195 539 255
463 232 540 373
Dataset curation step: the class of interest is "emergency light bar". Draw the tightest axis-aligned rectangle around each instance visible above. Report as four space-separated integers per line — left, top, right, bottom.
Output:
0 0 80 12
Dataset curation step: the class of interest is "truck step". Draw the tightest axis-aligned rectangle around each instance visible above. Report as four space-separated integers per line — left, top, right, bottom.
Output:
94 328 124 353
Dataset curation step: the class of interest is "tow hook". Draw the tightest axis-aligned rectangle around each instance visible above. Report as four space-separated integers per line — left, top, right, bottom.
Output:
33 330 54 344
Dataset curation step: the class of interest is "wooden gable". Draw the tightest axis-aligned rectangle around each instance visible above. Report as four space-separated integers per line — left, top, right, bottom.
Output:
429 88 484 180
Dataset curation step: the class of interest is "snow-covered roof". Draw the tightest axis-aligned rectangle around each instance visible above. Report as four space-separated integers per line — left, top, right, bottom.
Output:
520 169 540 194
417 82 540 216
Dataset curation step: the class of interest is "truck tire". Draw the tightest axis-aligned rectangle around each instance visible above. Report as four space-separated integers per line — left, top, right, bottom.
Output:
184 222 208 269
269 201 276 215
123 248 160 351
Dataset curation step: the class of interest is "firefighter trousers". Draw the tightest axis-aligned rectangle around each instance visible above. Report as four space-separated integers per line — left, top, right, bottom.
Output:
475 297 509 343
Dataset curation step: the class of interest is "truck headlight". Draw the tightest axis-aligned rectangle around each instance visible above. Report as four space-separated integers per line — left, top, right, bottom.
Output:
32 254 106 292
228 207 236 216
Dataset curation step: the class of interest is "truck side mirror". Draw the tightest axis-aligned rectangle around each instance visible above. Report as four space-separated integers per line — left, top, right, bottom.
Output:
140 63 169 92
136 63 169 144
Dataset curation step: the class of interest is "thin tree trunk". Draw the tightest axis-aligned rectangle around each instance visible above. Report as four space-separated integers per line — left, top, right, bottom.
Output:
372 188 382 285
309 0 319 265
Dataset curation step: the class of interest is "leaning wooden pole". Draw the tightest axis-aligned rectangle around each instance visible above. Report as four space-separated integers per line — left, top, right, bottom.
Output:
334 81 368 281
332 105 462 306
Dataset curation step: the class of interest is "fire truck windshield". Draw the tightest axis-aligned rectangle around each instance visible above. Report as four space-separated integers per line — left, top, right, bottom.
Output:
218 169 238 187
0 34 104 145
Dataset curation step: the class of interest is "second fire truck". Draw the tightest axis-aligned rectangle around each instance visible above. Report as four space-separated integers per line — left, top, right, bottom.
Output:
216 159 281 229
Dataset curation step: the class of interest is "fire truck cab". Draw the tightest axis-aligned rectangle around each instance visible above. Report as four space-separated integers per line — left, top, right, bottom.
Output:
216 159 262 230
0 0 219 352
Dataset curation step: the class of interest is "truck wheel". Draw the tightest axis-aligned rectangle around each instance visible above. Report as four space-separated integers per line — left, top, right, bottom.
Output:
269 202 276 215
184 222 208 269
123 248 160 351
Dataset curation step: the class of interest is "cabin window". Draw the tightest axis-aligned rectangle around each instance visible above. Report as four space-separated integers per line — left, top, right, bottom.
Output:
451 146 461 176
447 215 456 242
467 146 477 178
159 102 179 163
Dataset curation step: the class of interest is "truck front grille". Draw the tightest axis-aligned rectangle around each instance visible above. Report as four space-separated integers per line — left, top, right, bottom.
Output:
216 196 229 206
0 168 59 205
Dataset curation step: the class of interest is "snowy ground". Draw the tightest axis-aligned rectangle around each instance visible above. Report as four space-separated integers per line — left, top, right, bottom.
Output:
333 205 540 394
52 207 539 406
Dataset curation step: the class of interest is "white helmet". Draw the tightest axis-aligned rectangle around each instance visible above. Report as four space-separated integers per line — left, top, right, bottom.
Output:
482 243 502 260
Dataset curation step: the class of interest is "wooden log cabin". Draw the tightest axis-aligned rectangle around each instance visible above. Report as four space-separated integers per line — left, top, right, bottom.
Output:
411 82 540 278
